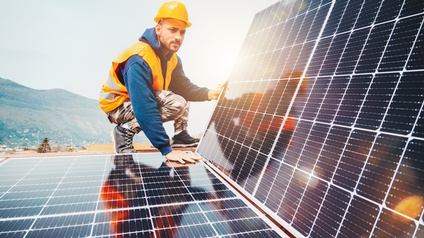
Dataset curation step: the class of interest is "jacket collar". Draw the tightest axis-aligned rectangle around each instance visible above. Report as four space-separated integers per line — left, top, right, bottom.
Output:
139 28 174 61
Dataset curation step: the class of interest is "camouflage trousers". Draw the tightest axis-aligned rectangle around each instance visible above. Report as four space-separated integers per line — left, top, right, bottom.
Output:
107 90 189 133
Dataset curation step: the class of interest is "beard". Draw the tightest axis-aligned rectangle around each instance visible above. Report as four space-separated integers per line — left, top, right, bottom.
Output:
158 34 182 54
165 40 181 53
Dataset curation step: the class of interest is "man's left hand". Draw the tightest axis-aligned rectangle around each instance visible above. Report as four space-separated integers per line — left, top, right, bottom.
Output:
208 81 228 100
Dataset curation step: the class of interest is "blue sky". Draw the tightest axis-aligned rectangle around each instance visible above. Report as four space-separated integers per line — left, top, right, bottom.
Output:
0 0 278 135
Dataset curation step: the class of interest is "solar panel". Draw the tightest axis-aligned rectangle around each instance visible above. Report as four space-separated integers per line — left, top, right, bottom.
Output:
197 0 424 237
0 154 284 237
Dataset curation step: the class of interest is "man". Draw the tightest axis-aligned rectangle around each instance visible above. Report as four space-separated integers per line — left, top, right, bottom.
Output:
99 1 226 164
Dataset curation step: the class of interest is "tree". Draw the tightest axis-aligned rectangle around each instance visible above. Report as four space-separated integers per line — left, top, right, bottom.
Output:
37 137 51 153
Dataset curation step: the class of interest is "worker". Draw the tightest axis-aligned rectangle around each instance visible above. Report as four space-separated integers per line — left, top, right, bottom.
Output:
99 1 226 164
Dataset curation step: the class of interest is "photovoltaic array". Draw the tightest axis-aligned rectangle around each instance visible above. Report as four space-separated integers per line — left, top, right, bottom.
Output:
1 0 424 237
0 154 283 237
198 0 424 237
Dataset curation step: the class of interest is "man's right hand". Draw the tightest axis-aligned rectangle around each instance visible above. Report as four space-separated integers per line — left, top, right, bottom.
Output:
165 150 201 164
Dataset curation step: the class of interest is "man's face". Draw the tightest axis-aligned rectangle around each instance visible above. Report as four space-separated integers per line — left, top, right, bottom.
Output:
155 18 187 55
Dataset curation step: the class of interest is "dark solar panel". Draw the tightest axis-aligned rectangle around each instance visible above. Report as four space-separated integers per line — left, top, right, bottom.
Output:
0 154 283 237
198 0 424 237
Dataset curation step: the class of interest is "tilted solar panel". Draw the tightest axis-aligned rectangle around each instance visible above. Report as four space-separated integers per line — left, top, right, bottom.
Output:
197 0 424 237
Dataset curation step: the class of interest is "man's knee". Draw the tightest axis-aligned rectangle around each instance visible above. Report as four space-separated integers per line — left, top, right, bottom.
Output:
159 92 188 121
171 94 187 109
169 94 188 118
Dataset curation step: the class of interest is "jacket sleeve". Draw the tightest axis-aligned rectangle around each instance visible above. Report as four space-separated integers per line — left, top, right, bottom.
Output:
123 55 173 156
168 56 210 101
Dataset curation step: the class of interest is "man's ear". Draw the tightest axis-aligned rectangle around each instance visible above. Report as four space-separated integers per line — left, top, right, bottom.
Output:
155 24 161 35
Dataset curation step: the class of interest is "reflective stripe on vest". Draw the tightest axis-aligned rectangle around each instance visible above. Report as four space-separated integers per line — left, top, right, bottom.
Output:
99 41 178 113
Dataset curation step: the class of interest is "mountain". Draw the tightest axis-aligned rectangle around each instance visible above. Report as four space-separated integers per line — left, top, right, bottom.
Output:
0 77 116 147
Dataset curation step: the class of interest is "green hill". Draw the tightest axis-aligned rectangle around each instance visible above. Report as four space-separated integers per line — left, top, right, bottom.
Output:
0 77 114 147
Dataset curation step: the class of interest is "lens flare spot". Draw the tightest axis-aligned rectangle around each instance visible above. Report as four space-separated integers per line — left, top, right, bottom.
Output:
394 195 424 221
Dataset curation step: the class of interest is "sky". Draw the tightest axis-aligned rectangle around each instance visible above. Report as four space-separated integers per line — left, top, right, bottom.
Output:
0 0 279 135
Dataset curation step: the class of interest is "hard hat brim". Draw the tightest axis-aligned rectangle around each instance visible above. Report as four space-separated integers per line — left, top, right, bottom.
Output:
154 17 192 28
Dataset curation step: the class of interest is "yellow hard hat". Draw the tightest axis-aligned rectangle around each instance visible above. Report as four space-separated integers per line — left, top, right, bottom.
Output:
154 1 192 28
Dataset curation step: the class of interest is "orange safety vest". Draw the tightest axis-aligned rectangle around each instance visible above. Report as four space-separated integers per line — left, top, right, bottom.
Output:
99 41 178 113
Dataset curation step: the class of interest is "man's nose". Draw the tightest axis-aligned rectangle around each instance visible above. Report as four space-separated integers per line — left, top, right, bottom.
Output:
175 32 184 41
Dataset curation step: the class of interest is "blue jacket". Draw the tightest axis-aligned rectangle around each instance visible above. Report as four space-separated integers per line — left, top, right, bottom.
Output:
119 28 209 155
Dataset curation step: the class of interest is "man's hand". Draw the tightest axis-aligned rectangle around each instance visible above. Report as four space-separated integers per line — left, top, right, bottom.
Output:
208 81 229 100
165 150 202 164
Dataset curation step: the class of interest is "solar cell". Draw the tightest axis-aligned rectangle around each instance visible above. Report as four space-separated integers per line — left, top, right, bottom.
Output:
198 0 424 237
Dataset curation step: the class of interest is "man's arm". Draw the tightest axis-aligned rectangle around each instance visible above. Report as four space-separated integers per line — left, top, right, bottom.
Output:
124 56 173 155
169 57 228 101
168 57 210 101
